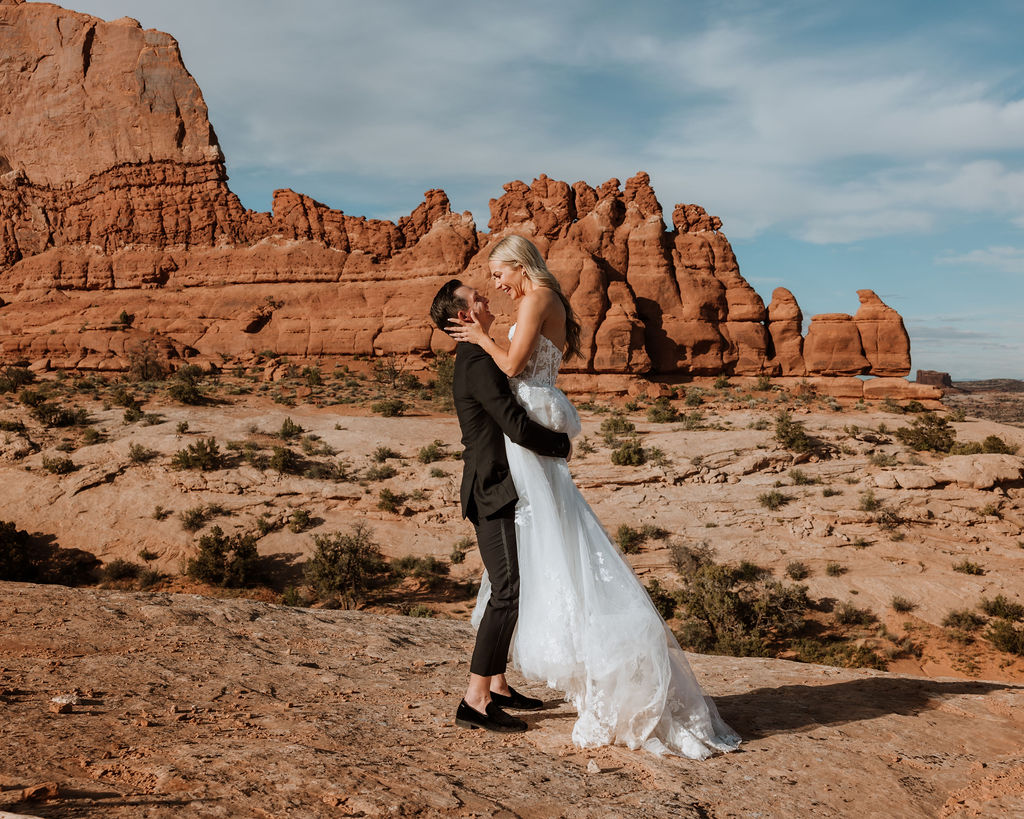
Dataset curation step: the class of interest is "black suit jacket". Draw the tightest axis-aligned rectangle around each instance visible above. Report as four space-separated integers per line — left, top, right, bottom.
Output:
453 342 571 524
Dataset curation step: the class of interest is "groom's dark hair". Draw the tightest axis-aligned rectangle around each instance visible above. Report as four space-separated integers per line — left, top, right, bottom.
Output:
429 278 467 333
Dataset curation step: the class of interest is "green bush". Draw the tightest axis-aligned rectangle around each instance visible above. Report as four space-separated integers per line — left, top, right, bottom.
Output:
430 353 455 409
269 446 299 474
372 445 401 462
890 596 915 613
128 443 158 463
645 578 677 620
0 366 35 393
186 526 260 588
774 411 813 453
372 399 407 417
979 595 1024 621
673 561 810 657
31 402 89 428
180 505 211 532
788 468 817 486
615 524 644 554
304 524 390 607
942 609 985 631
684 388 704 407
450 536 472 564
758 490 791 511
417 440 446 464
953 559 985 576
825 562 846 577
171 438 222 471
377 488 406 513
834 601 873 625
101 559 140 582
288 509 312 533
893 412 955 452
365 463 398 481
279 417 303 439
646 397 680 423
985 620 1024 655
786 561 810 580
875 507 903 531
391 554 450 587
600 412 636 438
951 435 1019 455
858 490 882 512
611 439 646 466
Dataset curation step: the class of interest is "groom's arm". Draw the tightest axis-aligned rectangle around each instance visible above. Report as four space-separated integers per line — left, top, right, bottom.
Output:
467 353 570 459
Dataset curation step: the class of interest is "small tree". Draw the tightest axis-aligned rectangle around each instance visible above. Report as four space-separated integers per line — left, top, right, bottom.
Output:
186 526 260 587
304 523 389 607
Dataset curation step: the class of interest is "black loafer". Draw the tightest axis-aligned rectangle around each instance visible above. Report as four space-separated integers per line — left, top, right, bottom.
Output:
489 685 544 711
455 699 527 733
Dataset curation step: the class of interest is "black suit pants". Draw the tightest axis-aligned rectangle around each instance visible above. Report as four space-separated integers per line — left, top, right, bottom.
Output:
470 501 519 676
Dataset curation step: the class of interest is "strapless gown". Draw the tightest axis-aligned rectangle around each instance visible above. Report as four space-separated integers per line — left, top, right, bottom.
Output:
472 326 740 758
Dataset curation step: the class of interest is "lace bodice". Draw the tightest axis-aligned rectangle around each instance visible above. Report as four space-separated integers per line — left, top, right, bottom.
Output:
509 323 562 387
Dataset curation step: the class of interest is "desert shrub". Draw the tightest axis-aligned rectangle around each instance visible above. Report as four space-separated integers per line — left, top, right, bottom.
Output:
611 439 646 466
858 490 882 512
138 548 158 561
755 375 772 391
372 446 401 462
417 440 446 464
748 418 771 431
834 601 874 625
953 559 985 576
822 487 841 497
391 554 450 587
788 469 817 486
303 367 322 387
128 443 158 463
279 417 303 439
152 505 171 521
186 526 260 588
0 520 34 581
669 540 714 577
679 411 706 430
269 446 299 474
365 463 398 481
645 578 677 620
791 639 887 671
683 388 704 407
122 405 144 424
0 365 35 393
893 412 955 452
31 402 89 428
255 515 280 536
101 559 140 582
825 562 846 577
137 569 162 589
430 352 455 408
758 490 791 511
952 436 1019 455
372 399 407 417
18 387 48 407
786 561 810 580
0 418 26 432
377 488 406 513
985 620 1024 655
713 375 730 390
167 376 204 405
869 452 899 467
176 421 190 435
979 595 1024 621
171 438 222 471
126 340 168 382
673 561 811 657
890 596 916 613
288 509 312 533
405 604 434 618
281 586 304 607
41 455 76 474
874 507 904 531
600 413 635 438
615 524 644 554
180 505 211 532
852 537 869 548
774 411 813 453
646 397 680 423
450 536 472 564
943 609 985 631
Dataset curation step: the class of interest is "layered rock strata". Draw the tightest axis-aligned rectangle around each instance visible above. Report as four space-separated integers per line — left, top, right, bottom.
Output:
0 0 914 383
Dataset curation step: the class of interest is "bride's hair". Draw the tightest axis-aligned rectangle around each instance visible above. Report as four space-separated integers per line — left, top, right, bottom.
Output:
488 235 582 360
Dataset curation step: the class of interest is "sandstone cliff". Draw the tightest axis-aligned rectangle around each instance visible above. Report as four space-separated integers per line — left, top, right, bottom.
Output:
0 0 913 384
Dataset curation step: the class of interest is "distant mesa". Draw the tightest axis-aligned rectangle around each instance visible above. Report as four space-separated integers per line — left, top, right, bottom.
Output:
0 0 922 394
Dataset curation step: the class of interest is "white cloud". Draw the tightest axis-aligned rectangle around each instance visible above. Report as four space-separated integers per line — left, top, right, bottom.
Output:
936 246 1024 274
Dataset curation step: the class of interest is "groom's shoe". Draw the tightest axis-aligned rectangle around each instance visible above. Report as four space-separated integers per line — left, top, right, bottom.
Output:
489 685 544 711
455 699 527 733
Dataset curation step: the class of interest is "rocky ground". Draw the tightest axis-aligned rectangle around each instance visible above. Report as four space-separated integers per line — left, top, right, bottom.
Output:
2 368 1024 815
944 380 1024 428
1 582 1023 818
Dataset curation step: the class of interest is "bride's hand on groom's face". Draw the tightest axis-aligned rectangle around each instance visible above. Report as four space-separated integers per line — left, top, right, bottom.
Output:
447 315 489 346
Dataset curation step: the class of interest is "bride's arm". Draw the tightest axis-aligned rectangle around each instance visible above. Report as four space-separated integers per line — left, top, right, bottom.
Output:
449 294 546 377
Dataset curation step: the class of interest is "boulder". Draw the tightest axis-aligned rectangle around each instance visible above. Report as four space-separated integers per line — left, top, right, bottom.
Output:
931 455 1024 490
853 290 911 376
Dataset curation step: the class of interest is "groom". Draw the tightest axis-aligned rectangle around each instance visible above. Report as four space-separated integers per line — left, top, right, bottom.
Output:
430 279 571 733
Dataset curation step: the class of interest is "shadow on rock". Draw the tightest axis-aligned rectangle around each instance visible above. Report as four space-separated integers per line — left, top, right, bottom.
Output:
715 676 1022 739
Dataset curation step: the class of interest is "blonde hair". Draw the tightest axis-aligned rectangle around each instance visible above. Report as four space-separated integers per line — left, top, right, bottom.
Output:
488 235 582 360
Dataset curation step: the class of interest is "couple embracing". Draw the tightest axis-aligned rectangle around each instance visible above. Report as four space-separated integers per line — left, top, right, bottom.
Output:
429 236 740 758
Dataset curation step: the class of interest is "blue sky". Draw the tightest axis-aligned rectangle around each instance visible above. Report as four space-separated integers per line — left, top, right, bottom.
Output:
69 0 1024 379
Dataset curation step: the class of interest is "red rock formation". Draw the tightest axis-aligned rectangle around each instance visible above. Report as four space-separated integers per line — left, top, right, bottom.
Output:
0 0 918 389
767 288 805 375
853 290 910 376
803 313 871 376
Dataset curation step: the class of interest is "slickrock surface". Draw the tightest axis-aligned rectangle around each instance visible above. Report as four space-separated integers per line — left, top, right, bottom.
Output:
1 581 1023 818
0 1 914 387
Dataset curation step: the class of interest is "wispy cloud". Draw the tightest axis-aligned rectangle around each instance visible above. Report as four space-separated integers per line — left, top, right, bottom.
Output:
936 245 1024 274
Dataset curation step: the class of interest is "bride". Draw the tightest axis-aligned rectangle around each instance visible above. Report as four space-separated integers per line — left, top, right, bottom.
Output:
447 235 740 759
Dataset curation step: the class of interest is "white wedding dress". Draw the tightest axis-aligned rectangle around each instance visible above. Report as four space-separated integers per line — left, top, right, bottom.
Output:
472 326 741 758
